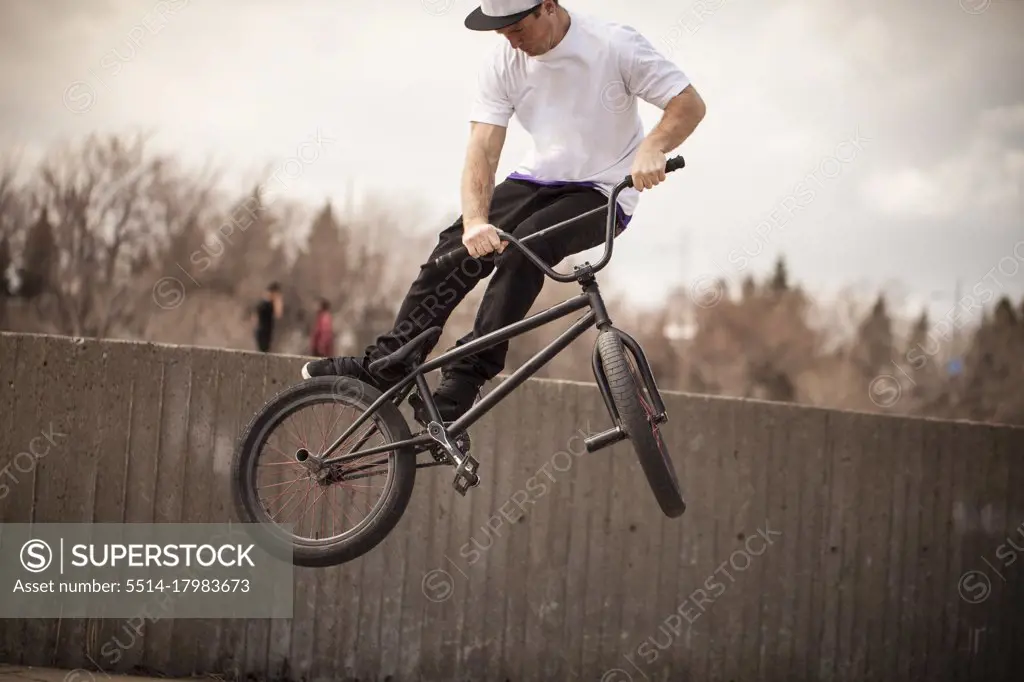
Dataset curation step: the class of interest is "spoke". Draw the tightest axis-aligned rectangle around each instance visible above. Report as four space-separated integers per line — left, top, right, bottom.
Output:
259 474 308 504
284 415 307 453
260 439 301 466
272 477 313 524
314 403 328 456
258 478 306 489
337 422 381 471
322 399 349 454
297 484 331 536
334 481 383 491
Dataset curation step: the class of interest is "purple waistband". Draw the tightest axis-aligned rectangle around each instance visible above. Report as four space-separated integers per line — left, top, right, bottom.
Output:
507 172 633 230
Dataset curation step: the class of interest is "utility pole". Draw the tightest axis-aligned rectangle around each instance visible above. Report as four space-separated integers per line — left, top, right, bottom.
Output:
953 278 962 358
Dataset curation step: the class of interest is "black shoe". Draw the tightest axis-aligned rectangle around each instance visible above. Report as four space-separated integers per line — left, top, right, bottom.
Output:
413 369 486 424
300 356 394 392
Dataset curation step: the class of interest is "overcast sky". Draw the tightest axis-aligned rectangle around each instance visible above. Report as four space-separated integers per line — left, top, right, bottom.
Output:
2 0 1022 326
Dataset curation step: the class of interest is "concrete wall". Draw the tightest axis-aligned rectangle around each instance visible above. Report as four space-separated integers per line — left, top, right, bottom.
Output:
0 331 1021 682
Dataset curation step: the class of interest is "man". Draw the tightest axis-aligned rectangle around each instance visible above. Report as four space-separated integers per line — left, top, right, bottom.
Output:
302 0 706 423
253 282 283 352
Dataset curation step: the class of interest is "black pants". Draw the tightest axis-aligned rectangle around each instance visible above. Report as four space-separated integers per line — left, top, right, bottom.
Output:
362 178 617 383
255 329 272 353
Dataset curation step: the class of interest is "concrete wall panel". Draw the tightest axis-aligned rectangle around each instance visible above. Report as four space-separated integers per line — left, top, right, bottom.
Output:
1 332 1021 682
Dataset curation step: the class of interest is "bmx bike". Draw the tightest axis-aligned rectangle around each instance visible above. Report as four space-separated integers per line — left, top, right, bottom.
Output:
231 156 688 567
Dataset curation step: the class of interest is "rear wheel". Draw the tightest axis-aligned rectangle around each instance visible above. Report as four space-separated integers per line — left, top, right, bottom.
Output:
597 331 685 518
231 376 416 567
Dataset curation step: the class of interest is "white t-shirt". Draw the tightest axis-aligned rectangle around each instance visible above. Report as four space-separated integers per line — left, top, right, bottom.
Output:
469 10 691 219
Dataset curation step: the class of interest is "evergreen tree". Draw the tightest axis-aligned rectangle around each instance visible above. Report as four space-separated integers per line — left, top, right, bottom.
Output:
853 293 893 379
905 308 932 373
902 307 950 413
741 274 757 301
199 185 284 298
18 209 57 299
906 308 929 353
960 296 1020 423
993 296 1017 328
292 199 347 305
769 256 789 294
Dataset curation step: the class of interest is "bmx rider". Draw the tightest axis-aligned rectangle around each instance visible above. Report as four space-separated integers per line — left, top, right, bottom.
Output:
301 0 707 424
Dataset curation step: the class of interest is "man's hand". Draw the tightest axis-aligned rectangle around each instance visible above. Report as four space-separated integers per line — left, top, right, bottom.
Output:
463 221 507 258
630 142 668 191
629 85 706 191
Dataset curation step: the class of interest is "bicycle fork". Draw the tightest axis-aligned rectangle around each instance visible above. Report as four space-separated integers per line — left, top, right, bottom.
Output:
586 326 669 453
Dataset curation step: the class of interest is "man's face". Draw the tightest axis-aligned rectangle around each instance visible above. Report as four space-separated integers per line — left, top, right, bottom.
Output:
496 3 556 56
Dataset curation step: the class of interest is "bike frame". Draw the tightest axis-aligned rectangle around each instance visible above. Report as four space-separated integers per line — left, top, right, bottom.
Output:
316 159 684 469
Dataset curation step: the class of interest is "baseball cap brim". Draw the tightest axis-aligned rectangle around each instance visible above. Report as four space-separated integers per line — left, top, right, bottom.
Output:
464 3 541 31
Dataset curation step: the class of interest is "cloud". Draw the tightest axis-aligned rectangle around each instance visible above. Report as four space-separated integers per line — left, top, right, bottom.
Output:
861 104 1024 219
0 0 126 55
980 103 1024 136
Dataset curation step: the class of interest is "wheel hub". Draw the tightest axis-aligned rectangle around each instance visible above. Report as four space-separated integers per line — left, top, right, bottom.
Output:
294 447 329 478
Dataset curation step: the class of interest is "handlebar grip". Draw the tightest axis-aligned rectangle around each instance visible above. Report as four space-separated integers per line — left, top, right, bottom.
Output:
665 155 686 173
622 154 686 188
434 244 469 269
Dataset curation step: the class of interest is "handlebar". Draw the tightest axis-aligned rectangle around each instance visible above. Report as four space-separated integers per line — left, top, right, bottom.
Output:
434 155 686 283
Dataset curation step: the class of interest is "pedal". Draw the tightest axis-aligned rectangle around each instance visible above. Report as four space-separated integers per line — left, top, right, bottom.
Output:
452 455 480 495
453 475 478 495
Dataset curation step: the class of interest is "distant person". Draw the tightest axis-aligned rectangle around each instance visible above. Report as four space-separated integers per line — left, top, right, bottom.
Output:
253 282 283 353
310 298 335 358
300 0 705 425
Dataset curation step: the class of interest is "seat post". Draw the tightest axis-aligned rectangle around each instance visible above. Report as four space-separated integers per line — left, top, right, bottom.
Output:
413 372 442 423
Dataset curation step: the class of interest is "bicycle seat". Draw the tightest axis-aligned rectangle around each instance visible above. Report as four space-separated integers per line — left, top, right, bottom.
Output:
368 326 443 374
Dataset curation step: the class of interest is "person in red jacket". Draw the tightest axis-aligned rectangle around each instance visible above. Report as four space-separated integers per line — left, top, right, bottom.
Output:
309 298 335 358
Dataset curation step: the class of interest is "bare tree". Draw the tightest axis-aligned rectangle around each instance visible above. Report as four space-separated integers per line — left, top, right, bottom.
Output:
21 132 179 337
121 153 225 339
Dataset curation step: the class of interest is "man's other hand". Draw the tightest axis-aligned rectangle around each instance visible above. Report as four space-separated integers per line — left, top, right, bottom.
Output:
463 221 507 258
630 143 668 191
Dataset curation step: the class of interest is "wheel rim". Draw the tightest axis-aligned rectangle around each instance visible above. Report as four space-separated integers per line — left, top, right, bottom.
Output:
244 392 398 547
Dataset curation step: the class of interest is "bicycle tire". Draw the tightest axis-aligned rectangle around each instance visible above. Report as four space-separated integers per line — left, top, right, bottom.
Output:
596 330 686 518
231 376 417 567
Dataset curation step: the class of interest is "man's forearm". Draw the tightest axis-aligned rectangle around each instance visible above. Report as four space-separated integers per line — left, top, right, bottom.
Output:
461 144 496 228
642 86 706 154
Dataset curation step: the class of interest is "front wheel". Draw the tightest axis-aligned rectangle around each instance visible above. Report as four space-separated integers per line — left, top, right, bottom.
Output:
597 331 686 518
231 376 417 567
